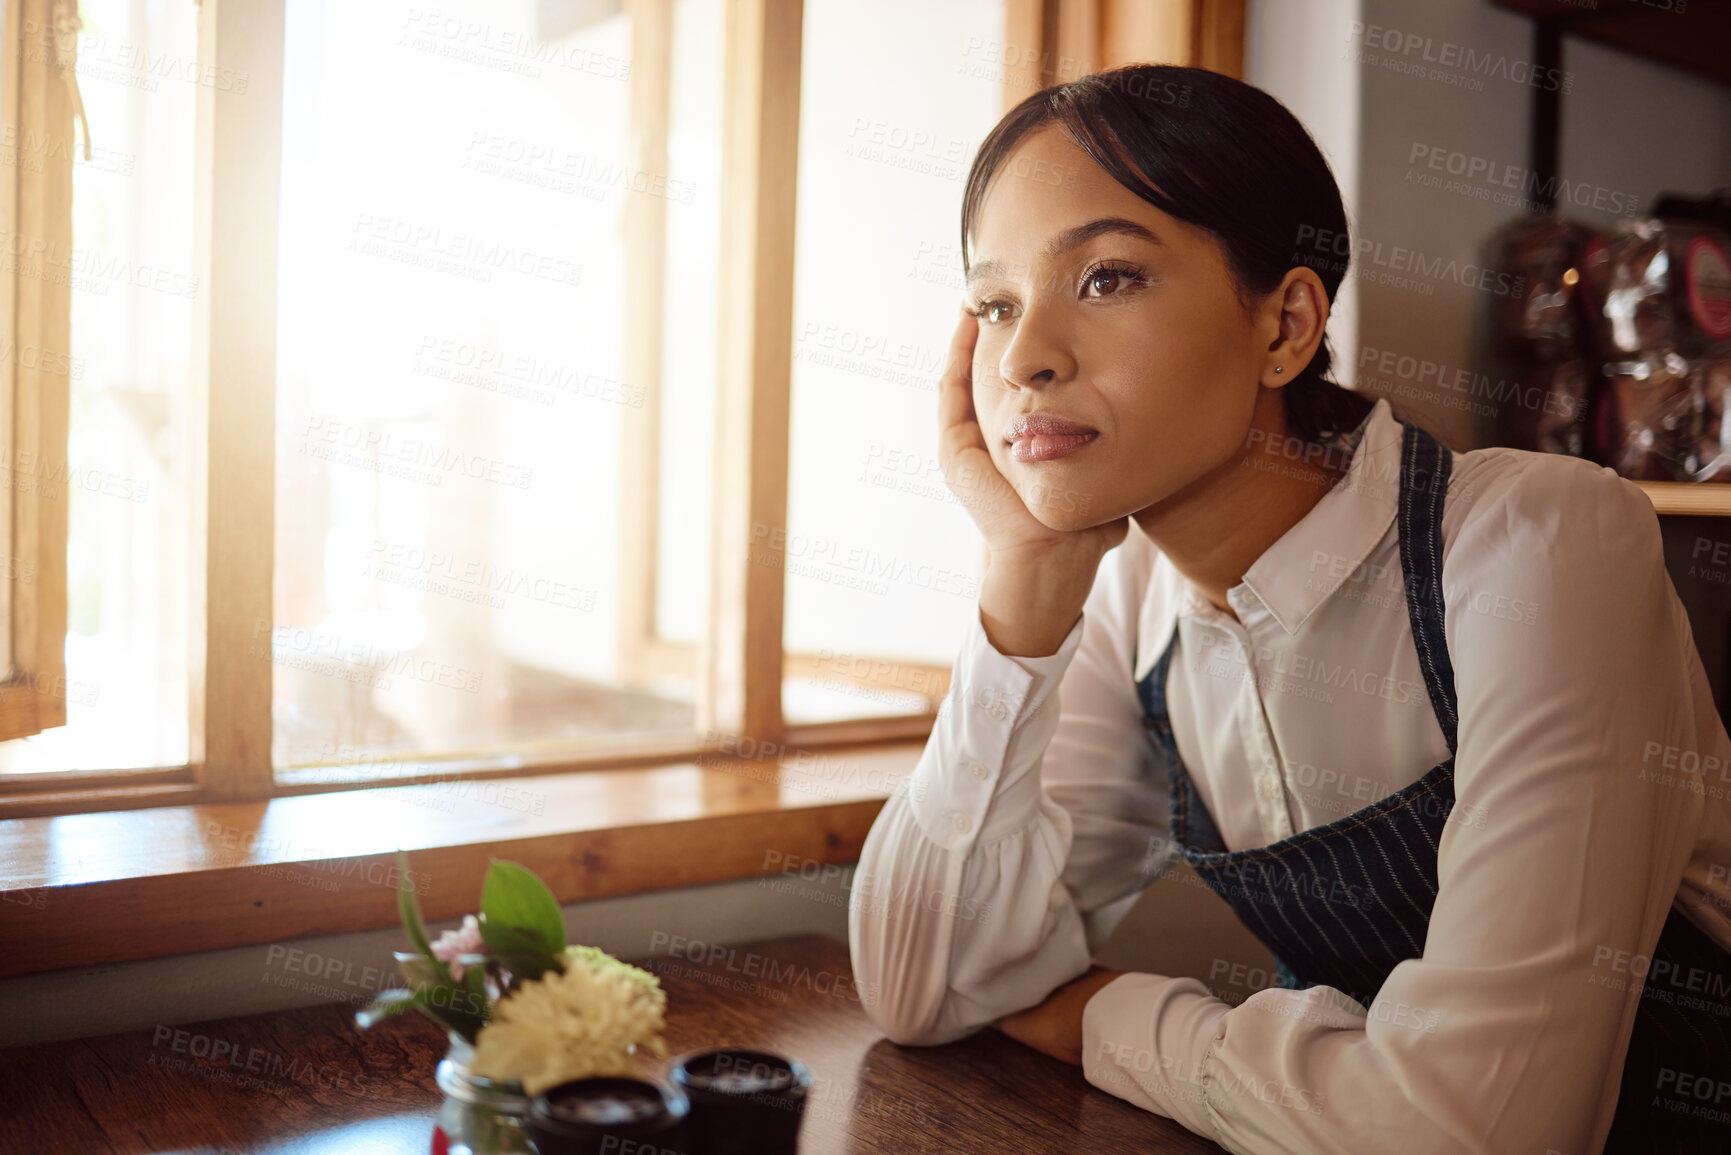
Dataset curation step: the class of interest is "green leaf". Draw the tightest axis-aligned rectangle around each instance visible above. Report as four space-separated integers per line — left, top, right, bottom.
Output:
414 984 488 1043
394 952 446 991
463 955 490 1017
355 988 423 1029
394 850 454 976
356 984 486 1043
478 858 565 959
481 922 564 986
394 851 454 987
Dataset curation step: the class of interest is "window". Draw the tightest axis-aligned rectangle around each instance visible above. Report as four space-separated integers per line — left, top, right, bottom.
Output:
271 0 699 774
780 0 1004 725
1 0 1241 817
0 0 194 770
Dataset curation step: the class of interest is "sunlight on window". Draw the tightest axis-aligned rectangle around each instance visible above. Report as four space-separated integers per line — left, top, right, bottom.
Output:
273 0 720 770
781 0 1004 724
652 0 721 657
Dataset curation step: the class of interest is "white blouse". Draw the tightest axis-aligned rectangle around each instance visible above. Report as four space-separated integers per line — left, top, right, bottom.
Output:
847 396 1731 1155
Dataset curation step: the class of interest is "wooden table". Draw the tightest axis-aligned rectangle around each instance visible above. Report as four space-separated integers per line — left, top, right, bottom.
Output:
3 934 1225 1153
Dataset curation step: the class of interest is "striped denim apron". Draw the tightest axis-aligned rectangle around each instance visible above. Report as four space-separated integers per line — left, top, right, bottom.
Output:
1134 419 1731 1152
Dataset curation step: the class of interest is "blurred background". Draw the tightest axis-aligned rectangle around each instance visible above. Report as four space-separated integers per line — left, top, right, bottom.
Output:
2 0 1731 1044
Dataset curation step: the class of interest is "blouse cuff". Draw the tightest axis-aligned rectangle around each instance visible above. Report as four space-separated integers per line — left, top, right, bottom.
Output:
1081 972 1231 1140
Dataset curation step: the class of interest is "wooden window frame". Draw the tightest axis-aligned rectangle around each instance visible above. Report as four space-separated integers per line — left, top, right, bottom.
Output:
0 0 1247 821
0 0 74 746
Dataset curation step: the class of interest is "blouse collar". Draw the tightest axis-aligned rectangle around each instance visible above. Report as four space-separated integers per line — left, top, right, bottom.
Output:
1133 397 1404 682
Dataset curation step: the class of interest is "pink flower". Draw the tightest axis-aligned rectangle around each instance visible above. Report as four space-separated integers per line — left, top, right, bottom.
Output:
430 914 485 981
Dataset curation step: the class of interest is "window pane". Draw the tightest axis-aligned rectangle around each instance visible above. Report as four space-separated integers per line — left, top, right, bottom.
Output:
0 0 198 774
782 0 1004 723
274 0 718 771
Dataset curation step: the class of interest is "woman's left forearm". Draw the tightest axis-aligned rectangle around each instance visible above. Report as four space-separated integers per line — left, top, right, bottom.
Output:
995 964 1126 1064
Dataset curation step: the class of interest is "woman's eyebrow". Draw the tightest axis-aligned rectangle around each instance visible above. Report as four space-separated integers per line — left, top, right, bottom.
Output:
1045 217 1162 257
966 217 1162 287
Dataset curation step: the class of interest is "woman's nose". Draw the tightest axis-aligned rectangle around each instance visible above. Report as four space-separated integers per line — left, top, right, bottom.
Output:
997 302 1077 391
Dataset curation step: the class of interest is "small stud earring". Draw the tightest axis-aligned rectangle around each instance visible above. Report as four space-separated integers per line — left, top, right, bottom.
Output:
1274 366 1284 375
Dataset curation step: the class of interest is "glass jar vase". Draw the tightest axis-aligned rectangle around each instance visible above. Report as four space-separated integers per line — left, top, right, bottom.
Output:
432 1031 533 1155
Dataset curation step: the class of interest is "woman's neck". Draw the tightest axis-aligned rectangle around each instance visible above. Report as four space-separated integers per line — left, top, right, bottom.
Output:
1131 387 1352 619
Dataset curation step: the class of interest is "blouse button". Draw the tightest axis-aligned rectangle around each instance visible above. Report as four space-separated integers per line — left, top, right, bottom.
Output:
951 812 973 835
966 760 989 781
984 701 1010 721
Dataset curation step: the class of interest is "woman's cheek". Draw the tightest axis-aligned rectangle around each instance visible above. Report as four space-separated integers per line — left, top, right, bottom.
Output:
971 351 999 393
971 370 1011 418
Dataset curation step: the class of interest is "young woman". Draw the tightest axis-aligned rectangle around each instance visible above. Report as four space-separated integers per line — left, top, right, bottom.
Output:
847 63 1731 1155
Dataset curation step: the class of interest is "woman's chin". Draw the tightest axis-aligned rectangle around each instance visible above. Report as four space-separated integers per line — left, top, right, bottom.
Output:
1008 469 1133 534
1021 502 1114 535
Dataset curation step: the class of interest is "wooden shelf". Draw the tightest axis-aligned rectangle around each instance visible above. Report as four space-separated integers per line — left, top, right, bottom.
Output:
1489 0 1731 90
1636 481 1731 517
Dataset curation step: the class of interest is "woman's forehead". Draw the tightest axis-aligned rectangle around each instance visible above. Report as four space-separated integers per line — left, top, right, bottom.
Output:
970 135 1194 267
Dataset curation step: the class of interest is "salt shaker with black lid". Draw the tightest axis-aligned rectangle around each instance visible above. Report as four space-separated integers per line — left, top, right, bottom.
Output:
525 1075 692 1155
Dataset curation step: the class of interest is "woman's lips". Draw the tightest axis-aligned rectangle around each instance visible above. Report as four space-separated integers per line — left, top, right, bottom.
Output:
1011 432 1098 463
1005 411 1099 464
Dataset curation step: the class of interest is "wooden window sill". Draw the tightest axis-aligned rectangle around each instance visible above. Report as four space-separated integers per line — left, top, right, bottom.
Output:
0 743 920 980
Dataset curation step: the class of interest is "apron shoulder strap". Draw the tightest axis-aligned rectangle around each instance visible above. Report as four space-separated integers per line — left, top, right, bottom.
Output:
1395 420 1460 756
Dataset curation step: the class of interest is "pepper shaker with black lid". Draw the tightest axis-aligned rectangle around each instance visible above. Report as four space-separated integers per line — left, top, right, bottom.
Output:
669 1048 811 1155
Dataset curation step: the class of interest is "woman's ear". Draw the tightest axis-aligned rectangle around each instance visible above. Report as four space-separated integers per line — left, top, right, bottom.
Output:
1259 267 1329 390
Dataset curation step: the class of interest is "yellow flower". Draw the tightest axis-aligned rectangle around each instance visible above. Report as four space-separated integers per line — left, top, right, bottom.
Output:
470 946 669 1097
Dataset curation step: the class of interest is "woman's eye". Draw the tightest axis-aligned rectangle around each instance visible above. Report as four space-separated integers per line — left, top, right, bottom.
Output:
1085 267 1136 297
976 300 1016 324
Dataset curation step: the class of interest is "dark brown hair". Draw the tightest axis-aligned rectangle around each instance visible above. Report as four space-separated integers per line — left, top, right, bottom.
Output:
961 64 1374 446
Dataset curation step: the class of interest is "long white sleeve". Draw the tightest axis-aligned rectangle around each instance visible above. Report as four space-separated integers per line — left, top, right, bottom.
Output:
848 539 1172 1045
1079 458 1731 1155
